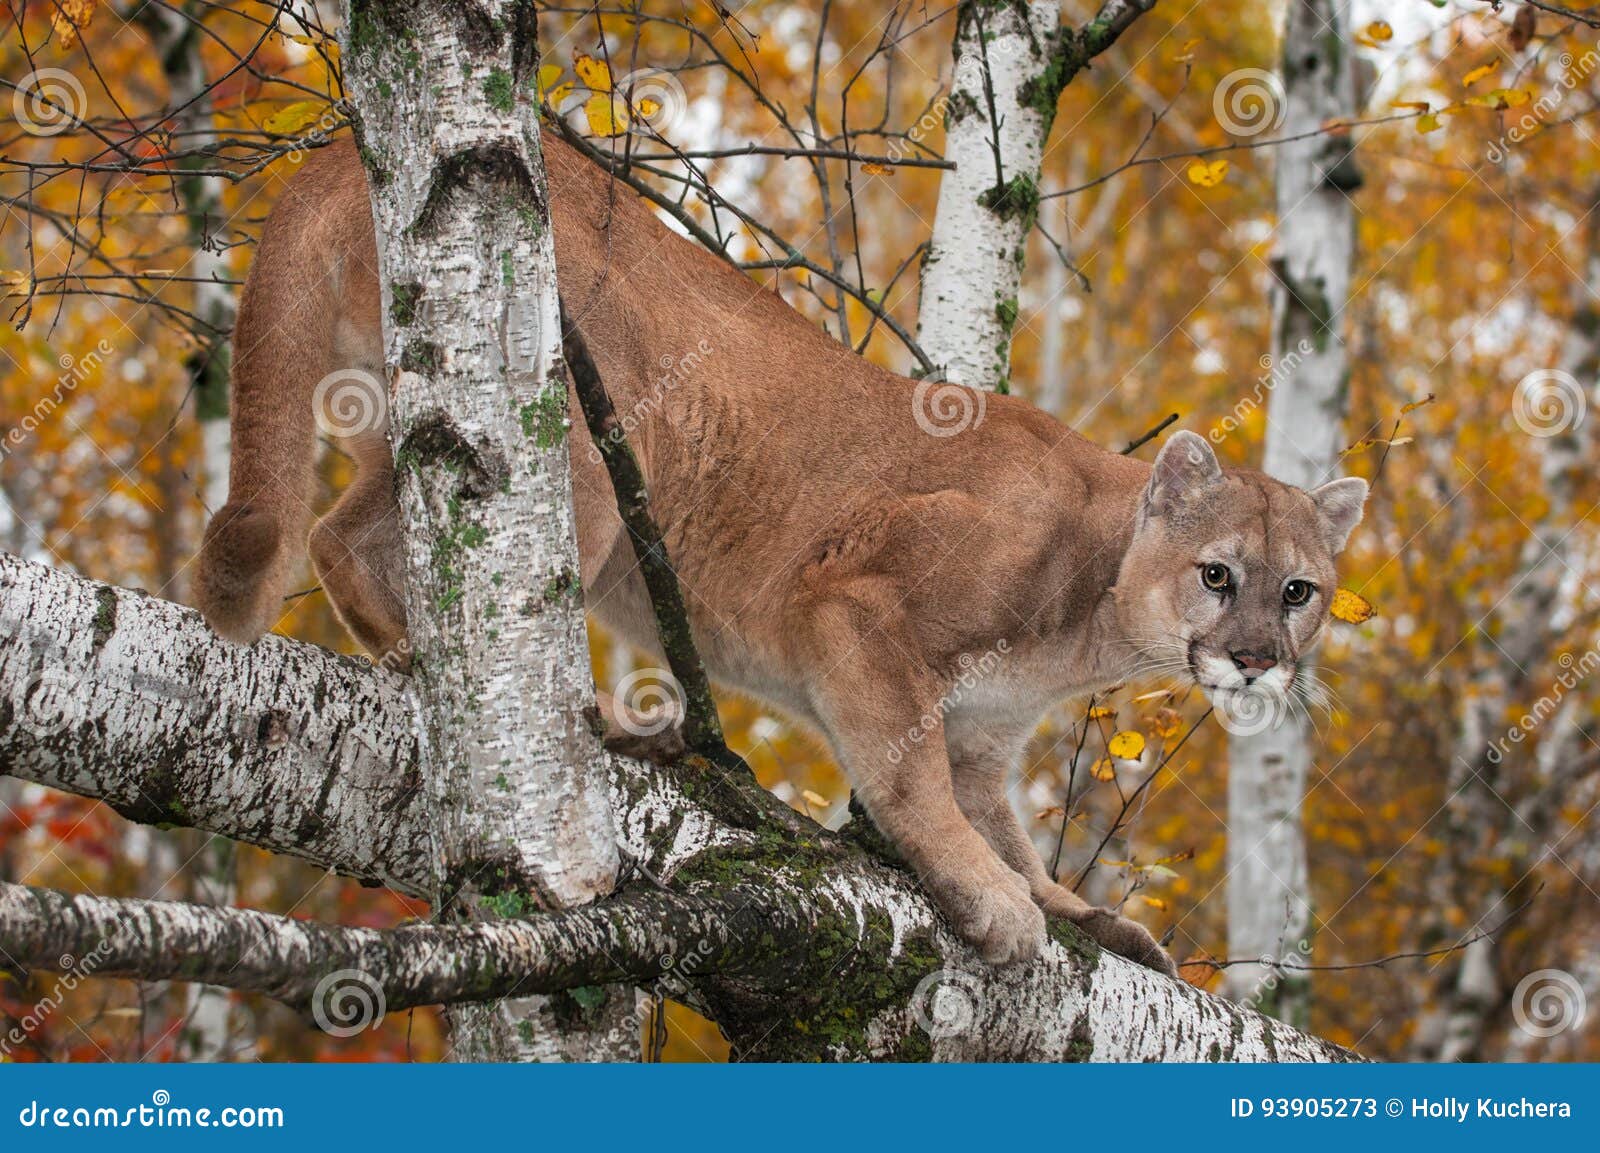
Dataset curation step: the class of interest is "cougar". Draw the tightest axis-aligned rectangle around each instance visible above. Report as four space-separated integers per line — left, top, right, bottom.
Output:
195 132 1367 974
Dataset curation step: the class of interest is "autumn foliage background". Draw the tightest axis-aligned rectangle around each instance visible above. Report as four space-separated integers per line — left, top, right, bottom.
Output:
3 0 1599 1062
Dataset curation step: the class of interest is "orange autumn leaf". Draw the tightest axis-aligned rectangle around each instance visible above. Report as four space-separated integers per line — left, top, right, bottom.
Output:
1330 588 1376 624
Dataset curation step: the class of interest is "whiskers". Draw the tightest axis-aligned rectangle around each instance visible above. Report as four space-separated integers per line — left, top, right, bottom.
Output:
1281 661 1344 737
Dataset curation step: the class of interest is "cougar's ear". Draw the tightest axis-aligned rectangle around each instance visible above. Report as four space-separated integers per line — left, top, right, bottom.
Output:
1309 477 1368 554
1144 430 1222 517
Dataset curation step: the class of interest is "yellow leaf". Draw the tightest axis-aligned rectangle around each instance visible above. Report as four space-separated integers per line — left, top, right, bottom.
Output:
1087 704 1117 720
537 63 564 96
1173 37 1201 64
1355 21 1393 48
1463 63 1498 87
1468 88 1533 110
635 96 662 119
800 788 829 810
1139 895 1170 911
574 52 613 92
860 161 893 176
1186 158 1229 188
50 0 95 50
1108 730 1146 760
1416 111 1443 134
1390 100 1431 112
1330 588 1376 624
262 101 329 137
1091 756 1117 782
584 91 628 138
1400 392 1436 415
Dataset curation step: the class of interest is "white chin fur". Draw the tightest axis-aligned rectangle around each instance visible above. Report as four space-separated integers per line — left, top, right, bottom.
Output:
1193 656 1292 698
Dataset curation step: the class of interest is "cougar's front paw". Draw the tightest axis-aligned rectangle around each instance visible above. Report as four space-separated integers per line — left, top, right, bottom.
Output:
937 867 1046 966
1033 883 1176 977
1078 908 1177 977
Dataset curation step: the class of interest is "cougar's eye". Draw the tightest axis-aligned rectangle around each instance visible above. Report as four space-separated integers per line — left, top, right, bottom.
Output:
1200 562 1233 593
1283 579 1314 607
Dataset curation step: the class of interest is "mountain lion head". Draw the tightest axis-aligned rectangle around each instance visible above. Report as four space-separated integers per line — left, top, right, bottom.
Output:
1113 430 1367 723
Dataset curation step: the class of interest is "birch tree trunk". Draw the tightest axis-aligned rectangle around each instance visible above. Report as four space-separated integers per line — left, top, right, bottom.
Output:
917 0 1154 391
143 0 245 1062
1410 202 1600 1061
1221 0 1360 1027
338 0 632 1061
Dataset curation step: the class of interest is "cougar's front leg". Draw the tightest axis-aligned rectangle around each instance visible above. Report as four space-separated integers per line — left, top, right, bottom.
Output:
946 721 1177 977
806 612 1045 965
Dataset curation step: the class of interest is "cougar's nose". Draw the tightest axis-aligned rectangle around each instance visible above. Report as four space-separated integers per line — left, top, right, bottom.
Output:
1230 651 1277 679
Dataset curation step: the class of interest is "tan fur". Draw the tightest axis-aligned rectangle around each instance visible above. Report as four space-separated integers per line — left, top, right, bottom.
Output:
196 135 1367 971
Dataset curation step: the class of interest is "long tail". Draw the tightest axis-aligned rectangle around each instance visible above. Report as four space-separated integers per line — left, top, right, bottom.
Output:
194 142 369 645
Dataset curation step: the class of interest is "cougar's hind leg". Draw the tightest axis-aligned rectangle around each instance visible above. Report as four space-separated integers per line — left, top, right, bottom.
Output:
310 427 409 667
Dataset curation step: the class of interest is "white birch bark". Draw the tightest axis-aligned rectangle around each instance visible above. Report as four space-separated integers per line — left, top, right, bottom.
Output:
144 1 243 1060
0 552 430 891
917 0 1155 391
918 0 1058 390
1410 225 1600 1061
337 0 632 1061
1221 0 1360 1027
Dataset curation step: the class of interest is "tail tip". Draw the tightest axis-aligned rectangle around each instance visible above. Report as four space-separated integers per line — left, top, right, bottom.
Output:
195 501 283 643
